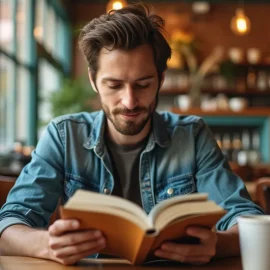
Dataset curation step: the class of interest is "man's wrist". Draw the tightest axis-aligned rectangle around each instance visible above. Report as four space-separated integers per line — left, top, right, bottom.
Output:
32 230 51 259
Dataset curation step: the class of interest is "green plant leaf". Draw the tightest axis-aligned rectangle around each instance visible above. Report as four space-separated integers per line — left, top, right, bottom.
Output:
49 77 96 118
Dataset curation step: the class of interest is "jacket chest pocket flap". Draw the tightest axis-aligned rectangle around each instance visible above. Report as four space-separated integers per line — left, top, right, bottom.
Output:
155 174 196 203
64 174 100 202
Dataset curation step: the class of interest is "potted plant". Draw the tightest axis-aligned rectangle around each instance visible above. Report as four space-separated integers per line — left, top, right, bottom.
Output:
49 77 97 118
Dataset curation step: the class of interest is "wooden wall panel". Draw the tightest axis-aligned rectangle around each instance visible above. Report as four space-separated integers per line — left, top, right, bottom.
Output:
70 2 270 77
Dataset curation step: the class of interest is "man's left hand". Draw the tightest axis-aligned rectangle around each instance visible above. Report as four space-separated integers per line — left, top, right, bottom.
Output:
154 226 217 265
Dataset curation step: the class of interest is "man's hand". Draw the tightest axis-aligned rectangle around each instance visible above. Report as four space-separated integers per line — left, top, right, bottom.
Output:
47 219 106 265
154 226 217 265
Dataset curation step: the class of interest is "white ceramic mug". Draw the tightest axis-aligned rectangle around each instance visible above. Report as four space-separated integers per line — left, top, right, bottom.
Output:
238 215 270 270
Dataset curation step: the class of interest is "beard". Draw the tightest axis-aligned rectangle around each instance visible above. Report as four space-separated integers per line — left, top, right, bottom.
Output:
102 96 158 136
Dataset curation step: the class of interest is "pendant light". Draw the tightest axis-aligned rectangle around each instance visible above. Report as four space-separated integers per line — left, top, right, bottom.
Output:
230 8 251 36
106 0 128 13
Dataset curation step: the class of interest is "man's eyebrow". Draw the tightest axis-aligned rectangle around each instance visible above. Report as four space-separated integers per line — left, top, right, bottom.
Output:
135 75 155 81
102 77 121 83
101 75 155 83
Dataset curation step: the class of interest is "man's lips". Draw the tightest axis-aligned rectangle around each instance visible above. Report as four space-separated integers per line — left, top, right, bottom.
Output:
120 112 141 119
122 112 140 116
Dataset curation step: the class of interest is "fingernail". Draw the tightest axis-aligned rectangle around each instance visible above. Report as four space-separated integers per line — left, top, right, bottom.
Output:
94 230 102 237
72 221 79 228
97 238 106 246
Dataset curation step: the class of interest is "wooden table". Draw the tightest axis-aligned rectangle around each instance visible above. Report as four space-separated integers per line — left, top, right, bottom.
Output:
0 256 243 270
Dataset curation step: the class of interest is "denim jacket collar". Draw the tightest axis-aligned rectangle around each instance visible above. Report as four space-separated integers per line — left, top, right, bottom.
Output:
83 111 106 151
83 110 170 151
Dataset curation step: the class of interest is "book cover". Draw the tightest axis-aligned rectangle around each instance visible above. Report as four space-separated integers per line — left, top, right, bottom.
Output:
60 190 226 264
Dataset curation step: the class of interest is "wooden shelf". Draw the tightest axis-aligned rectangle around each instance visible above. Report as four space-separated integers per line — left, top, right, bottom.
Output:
160 88 270 96
236 63 270 69
170 107 270 117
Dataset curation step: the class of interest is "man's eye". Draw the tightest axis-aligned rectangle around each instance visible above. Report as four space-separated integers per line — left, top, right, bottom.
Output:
108 84 122 89
136 84 149 89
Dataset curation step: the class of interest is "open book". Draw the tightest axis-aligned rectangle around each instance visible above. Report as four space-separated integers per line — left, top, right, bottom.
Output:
60 190 226 265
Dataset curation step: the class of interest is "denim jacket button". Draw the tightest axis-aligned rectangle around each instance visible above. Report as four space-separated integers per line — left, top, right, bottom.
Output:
167 188 174 195
104 188 111 194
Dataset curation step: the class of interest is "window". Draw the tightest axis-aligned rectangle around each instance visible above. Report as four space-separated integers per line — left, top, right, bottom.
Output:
17 0 27 63
0 0 13 54
34 0 45 43
0 55 14 152
16 66 30 143
38 59 61 138
0 0 71 153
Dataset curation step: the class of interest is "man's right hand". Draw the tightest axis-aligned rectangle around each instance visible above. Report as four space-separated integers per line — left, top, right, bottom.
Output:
47 219 106 265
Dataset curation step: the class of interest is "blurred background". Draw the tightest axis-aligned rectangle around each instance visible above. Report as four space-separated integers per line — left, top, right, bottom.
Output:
0 0 270 188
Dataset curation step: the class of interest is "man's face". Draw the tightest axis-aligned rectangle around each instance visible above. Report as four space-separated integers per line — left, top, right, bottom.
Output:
92 44 160 136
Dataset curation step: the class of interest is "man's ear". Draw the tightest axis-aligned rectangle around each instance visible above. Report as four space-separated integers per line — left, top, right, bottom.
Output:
88 67 98 93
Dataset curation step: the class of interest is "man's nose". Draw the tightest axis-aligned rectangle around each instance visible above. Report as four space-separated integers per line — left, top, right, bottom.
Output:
121 86 138 110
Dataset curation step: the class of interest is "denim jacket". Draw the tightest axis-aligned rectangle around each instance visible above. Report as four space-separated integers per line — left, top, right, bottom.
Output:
0 111 263 235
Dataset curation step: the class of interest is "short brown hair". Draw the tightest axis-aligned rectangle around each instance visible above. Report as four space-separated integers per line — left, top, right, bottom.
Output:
78 4 171 83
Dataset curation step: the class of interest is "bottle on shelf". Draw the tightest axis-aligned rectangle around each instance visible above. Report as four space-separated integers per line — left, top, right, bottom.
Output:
231 133 242 163
248 130 261 165
237 130 250 166
222 133 232 160
257 71 268 91
246 68 257 89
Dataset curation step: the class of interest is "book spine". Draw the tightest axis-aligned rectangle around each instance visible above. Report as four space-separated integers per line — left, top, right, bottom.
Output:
132 234 156 265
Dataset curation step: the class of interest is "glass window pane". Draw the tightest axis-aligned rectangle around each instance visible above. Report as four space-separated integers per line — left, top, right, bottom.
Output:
38 59 61 139
17 0 28 63
0 0 13 53
0 54 14 153
16 66 30 144
45 6 56 54
55 18 66 64
34 0 45 43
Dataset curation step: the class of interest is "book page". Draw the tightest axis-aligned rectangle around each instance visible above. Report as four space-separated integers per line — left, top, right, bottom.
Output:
64 204 148 230
153 201 224 230
65 190 149 228
148 193 208 227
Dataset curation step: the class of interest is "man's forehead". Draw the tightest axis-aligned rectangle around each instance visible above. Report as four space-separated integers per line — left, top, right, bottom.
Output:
96 45 157 79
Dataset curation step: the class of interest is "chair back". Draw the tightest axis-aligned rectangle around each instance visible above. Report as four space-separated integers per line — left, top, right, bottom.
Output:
255 177 270 214
0 175 16 207
0 175 59 225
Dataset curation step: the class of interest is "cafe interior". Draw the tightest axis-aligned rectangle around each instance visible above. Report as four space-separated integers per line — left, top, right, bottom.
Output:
0 0 270 230
1 1 270 269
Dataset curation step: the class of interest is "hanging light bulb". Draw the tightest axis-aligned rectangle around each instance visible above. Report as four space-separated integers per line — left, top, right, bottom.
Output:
230 8 251 36
106 0 128 13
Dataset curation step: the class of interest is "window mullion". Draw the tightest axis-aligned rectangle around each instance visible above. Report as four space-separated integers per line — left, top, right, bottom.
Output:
7 0 18 147
26 0 37 146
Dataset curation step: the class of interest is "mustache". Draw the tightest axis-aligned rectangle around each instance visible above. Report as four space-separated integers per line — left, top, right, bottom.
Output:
112 107 148 115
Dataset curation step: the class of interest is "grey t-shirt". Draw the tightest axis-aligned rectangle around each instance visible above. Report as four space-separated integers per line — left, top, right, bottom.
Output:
106 137 148 207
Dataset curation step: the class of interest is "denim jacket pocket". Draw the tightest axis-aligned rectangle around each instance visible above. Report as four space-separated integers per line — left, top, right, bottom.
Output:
64 174 100 202
155 174 196 203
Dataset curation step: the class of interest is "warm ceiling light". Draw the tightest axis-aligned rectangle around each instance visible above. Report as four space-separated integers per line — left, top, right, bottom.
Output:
230 8 251 36
106 0 128 13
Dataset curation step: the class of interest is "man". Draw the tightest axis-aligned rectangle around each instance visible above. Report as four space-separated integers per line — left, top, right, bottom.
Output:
0 4 263 266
